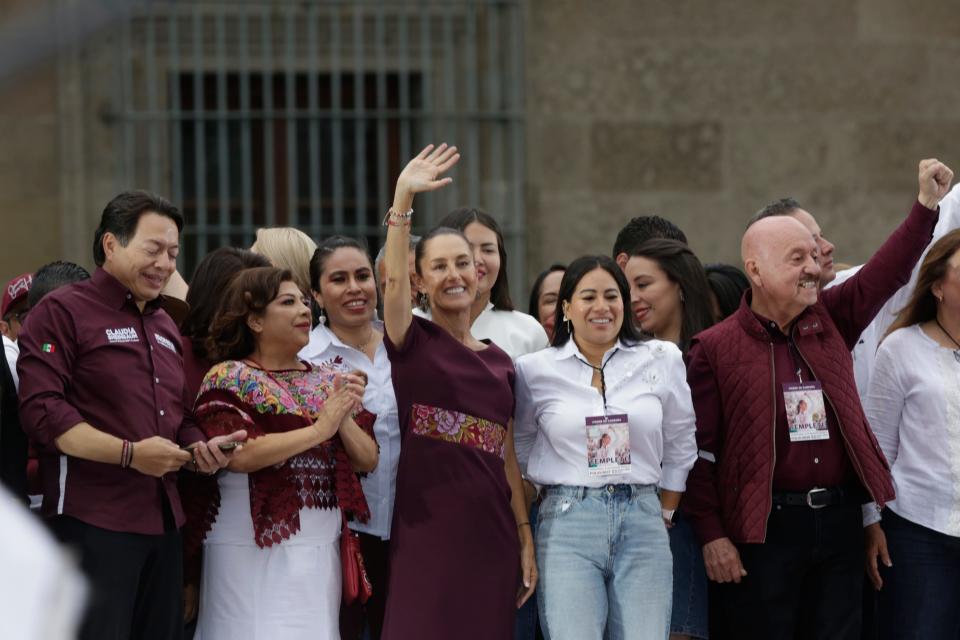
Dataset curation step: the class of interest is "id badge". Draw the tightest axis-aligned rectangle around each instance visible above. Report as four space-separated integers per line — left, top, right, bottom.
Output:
783 382 829 442
586 414 631 477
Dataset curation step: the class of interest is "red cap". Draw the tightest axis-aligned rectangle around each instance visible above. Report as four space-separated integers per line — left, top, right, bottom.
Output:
2 273 33 318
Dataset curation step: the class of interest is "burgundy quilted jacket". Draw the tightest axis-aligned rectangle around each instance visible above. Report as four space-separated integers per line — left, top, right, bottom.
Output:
684 201 937 545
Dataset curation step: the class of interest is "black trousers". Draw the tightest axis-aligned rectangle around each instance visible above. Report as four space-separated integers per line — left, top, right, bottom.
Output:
53 514 184 640
340 533 391 640
715 502 864 640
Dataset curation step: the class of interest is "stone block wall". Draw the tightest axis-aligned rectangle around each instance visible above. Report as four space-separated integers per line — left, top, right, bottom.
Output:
524 0 960 290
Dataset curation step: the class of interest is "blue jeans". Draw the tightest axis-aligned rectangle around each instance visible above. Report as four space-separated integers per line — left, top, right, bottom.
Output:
536 484 672 640
669 512 709 638
879 508 960 639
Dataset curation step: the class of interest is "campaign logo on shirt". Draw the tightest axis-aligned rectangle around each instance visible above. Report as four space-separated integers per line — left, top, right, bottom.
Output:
154 333 177 353
319 354 350 372
105 327 139 344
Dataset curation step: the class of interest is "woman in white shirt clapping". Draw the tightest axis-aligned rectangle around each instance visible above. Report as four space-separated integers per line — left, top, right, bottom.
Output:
514 255 698 640
864 229 960 639
298 235 398 640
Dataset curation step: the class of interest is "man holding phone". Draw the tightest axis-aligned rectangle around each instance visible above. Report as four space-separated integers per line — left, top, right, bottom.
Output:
17 191 245 640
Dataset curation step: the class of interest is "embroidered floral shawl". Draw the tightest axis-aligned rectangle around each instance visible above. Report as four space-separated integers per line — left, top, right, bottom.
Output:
183 360 373 561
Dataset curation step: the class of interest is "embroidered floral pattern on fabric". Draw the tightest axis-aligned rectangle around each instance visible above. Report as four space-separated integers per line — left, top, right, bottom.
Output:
188 360 371 553
410 403 506 459
199 360 337 419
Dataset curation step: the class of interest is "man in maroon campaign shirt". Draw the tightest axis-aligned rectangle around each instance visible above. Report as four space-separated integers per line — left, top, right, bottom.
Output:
684 159 954 640
17 191 246 640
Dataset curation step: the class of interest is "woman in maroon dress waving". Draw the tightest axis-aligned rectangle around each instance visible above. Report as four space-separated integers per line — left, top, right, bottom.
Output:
380 144 537 639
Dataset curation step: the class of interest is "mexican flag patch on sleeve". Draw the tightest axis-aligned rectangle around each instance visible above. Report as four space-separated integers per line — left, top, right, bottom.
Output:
41 343 56 353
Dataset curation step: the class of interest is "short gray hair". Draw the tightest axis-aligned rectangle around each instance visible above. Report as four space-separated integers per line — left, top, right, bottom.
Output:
374 234 422 272
747 197 802 229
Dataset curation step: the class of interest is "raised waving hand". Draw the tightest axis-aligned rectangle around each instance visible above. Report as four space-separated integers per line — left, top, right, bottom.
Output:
382 144 461 346
396 143 461 198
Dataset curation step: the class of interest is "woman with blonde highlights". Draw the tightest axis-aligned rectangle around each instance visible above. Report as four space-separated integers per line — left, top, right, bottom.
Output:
250 227 318 295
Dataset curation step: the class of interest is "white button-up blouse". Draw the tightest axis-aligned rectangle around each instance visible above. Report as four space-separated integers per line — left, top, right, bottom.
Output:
513 338 697 491
864 324 960 536
300 321 400 540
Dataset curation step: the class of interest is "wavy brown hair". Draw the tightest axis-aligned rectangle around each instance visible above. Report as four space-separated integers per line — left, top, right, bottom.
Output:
631 238 715 354
886 229 960 338
206 267 293 362
436 207 515 311
181 247 271 360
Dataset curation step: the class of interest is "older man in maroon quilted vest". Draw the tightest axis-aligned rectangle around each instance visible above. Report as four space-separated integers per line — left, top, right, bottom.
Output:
685 159 954 639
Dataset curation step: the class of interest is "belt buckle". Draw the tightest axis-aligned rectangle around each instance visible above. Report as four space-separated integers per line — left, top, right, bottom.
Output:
806 487 828 509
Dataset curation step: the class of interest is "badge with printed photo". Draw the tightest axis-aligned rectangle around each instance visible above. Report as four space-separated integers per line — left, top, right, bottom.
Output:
783 382 829 442
585 414 631 476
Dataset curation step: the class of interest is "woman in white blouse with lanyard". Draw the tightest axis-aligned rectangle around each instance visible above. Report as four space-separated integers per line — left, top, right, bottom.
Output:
514 255 698 640
863 229 960 639
299 235 398 640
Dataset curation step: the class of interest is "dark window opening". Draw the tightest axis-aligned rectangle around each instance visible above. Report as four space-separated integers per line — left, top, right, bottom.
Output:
176 71 423 276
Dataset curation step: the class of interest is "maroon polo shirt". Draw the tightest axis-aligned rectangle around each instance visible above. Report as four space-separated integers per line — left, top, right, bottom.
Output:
17 268 205 534
752 311 856 492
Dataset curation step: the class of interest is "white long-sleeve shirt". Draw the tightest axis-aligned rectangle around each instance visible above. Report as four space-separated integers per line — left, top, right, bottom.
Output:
514 338 697 491
299 322 400 540
864 324 960 536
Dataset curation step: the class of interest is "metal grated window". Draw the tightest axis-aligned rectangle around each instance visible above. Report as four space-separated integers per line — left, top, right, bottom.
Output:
108 0 526 285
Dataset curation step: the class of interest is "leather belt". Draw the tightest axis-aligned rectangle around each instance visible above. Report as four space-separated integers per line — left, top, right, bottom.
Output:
771 486 850 509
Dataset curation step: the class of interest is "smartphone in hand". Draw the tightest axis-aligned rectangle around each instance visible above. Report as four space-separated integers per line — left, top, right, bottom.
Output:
182 441 243 453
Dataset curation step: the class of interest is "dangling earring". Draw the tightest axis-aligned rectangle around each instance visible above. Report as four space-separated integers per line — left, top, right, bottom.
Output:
563 314 572 335
318 307 327 325
679 290 685 303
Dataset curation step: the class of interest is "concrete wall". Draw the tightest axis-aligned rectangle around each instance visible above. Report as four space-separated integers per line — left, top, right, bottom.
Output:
524 0 960 289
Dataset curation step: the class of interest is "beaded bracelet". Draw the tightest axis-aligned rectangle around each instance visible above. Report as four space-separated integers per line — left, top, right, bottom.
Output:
382 207 413 227
120 439 131 469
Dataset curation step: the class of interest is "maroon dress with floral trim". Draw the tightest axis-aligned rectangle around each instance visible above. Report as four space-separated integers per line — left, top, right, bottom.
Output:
382 316 519 640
